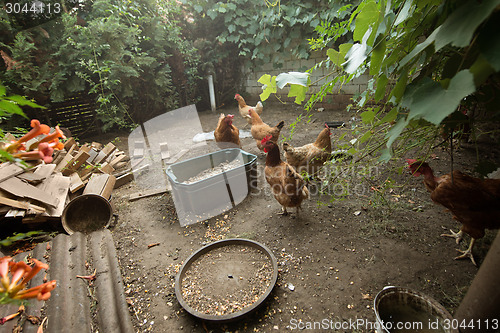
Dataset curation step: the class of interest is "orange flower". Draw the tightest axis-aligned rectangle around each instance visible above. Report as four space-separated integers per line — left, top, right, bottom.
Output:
0 257 56 304
6 119 50 153
30 125 65 150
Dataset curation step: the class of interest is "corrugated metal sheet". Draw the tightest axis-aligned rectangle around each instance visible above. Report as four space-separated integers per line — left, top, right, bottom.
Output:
0 229 133 333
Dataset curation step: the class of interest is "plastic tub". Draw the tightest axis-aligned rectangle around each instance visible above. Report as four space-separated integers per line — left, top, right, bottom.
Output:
165 148 257 226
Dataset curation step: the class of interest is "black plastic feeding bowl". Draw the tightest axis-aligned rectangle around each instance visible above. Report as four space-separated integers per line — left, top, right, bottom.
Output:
175 238 278 323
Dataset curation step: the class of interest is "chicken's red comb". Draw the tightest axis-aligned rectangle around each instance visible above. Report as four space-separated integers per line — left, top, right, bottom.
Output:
324 122 329 128
261 135 273 145
234 94 240 99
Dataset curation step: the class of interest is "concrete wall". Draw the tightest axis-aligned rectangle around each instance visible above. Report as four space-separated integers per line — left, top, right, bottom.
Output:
242 50 370 110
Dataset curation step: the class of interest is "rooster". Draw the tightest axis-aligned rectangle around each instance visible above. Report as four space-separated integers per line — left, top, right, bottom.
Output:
262 135 309 216
235 93 263 124
214 113 241 149
283 123 332 176
248 108 284 152
408 159 500 265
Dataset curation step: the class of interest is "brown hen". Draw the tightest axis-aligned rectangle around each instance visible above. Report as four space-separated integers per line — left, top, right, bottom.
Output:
408 159 500 265
263 136 309 216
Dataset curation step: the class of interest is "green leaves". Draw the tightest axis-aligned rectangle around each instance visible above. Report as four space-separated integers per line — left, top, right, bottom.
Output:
258 74 277 101
403 70 476 125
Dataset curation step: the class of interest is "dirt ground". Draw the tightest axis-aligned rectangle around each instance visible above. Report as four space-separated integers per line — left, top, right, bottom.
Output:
104 103 498 332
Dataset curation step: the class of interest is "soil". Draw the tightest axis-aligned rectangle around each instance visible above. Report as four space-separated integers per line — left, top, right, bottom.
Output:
101 103 499 332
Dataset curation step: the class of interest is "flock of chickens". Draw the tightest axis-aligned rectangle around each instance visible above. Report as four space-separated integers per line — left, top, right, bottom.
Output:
214 94 333 216
213 94 499 266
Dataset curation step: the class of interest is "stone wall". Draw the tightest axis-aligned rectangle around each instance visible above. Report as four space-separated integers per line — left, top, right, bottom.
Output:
242 50 370 110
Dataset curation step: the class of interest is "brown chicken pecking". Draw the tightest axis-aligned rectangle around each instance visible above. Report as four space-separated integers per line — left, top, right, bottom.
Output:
235 93 263 124
214 113 241 149
248 108 284 151
408 159 500 265
283 123 332 176
262 135 309 216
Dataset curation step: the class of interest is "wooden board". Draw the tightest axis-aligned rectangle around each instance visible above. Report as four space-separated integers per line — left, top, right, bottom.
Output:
62 150 91 176
34 164 57 178
109 154 127 168
16 172 46 185
0 163 25 183
83 173 116 200
39 174 70 217
160 142 170 160
0 177 58 208
128 188 169 201
94 142 116 164
63 137 76 150
0 193 45 214
69 173 85 193
99 162 114 175
165 149 188 165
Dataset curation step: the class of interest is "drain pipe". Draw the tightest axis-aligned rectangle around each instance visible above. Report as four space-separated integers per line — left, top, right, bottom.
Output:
208 74 216 113
453 230 500 332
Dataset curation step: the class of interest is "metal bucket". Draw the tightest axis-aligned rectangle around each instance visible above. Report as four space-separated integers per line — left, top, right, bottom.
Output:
62 194 113 235
374 286 458 333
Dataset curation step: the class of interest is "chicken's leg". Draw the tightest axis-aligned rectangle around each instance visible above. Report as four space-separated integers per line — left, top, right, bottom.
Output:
454 238 477 266
278 207 289 216
440 229 463 244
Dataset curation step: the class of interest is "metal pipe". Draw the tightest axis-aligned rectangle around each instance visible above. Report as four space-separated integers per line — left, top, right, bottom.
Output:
454 230 500 332
208 74 216 113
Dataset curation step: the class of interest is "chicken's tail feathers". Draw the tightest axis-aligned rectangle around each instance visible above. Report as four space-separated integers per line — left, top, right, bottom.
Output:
330 149 351 161
276 120 285 130
282 142 295 154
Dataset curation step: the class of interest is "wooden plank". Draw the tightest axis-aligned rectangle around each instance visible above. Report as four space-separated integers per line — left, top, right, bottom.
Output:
94 143 116 165
0 194 45 214
67 144 77 156
54 153 74 173
160 142 170 160
129 188 169 201
16 172 46 185
0 163 25 183
63 137 76 151
34 164 57 178
52 150 67 165
83 173 115 200
78 163 95 178
165 148 188 165
91 142 103 150
99 162 114 175
69 173 85 193
109 154 127 168
0 177 58 208
100 175 116 200
114 164 150 188
40 174 70 217
86 148 99 164
79 144 91 154
62 150 90 176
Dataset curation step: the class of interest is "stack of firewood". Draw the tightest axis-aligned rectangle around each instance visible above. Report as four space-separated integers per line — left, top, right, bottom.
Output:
0 137 129 225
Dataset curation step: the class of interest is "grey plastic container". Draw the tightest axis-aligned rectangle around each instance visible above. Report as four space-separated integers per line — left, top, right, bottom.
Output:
165 148 257 226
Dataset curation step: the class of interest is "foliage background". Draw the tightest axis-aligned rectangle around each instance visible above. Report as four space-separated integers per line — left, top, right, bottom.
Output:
0 0 342 132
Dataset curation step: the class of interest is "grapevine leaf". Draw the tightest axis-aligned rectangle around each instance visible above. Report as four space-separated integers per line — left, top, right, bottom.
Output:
353 0 379 42
288 84 308 104
275 72 310 89
403 70 475 125
258 74 277 101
